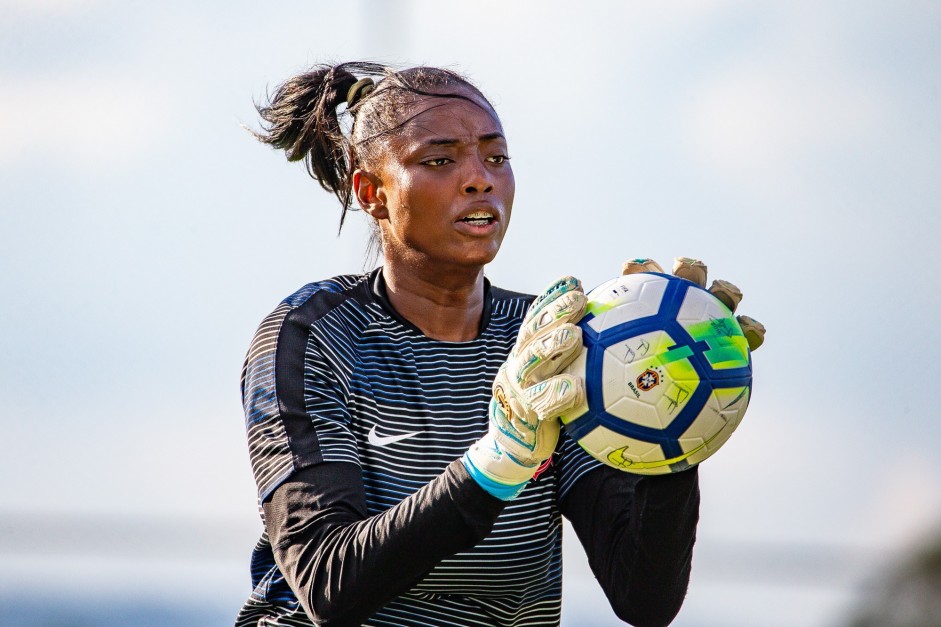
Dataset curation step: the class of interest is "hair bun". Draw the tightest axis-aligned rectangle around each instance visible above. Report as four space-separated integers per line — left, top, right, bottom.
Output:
346 77 375 108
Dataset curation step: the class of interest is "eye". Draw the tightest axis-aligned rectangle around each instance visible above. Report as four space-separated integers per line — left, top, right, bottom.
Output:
486 155 510 165
421 157 453 167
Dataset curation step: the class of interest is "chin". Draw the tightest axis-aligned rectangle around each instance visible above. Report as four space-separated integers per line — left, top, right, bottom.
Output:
462 246 502 267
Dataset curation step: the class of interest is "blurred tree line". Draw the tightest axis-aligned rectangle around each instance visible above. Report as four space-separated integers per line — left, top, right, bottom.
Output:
847 526 941 626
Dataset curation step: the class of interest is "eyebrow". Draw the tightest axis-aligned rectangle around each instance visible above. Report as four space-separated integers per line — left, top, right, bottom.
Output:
425 132 506 147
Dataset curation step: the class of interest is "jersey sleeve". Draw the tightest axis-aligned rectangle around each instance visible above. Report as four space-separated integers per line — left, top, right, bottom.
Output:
553 427 606 499
560 465 700 626
265 460 505 626
242 286 361 502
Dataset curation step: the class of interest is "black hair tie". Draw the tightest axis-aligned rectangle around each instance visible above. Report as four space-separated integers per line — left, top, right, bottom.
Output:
346 77 376 108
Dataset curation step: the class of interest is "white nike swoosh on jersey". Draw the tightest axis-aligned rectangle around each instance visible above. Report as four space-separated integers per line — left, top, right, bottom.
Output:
367 425 422 447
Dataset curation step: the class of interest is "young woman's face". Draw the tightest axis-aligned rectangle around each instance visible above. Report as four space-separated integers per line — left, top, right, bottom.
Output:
367 92 515 274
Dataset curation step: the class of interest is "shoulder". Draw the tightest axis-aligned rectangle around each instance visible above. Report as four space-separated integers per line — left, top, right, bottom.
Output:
256 272 377 335
245 272 376 359
279 273 373 322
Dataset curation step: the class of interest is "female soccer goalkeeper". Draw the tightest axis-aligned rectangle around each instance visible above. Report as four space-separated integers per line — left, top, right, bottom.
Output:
235 61 763 627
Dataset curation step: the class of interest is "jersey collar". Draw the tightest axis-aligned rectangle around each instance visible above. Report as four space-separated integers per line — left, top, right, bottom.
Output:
369 267 494 339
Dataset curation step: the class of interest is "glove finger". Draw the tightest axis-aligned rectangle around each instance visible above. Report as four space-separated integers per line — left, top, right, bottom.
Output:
512 323 583 387
525 276 583 323
491 377 572 465
525 373 584 421
519 278 587 346
737 315 766 351
709 279 743 313
621 258 664 275
672 257 708 287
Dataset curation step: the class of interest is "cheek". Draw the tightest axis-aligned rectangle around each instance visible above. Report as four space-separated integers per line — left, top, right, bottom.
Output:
505 172 516 209
500 170 515 225
383 178 434 249
383 165 417 211
394 174 442 228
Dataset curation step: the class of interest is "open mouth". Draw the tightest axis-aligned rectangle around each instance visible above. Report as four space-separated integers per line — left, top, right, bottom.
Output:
460 210 496 226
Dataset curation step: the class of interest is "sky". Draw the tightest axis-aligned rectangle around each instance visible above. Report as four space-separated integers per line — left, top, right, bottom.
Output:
1 0 939 625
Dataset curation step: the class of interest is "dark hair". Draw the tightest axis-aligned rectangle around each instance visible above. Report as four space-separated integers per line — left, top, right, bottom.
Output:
252 61 494 232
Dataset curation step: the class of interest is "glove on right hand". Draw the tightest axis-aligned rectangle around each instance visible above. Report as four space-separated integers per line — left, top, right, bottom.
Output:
463 276 587 500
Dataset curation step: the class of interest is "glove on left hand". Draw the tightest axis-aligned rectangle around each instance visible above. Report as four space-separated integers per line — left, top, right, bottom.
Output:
622 257 766 351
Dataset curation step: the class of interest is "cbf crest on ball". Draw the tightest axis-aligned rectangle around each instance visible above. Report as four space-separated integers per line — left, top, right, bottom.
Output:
560 272 752 474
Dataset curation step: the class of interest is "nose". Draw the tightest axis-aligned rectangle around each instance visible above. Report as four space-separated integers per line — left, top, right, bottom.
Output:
462 158 494 194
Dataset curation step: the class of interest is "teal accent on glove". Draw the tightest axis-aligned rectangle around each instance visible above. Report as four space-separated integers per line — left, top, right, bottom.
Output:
461 452 527 501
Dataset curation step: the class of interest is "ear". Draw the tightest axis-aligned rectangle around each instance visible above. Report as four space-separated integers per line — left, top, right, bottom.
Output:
353 169 388 220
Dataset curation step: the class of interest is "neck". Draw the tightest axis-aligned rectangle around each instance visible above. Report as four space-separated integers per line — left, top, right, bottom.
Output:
382 261 486 342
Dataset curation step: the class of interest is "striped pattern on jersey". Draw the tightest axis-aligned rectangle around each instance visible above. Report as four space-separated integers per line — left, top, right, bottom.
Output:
237 270 602 627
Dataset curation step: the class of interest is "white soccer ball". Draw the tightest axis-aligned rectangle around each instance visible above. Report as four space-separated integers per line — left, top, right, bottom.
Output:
560 272 753 474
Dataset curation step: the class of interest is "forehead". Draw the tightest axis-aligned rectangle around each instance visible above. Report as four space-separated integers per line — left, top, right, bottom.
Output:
395 94 505 147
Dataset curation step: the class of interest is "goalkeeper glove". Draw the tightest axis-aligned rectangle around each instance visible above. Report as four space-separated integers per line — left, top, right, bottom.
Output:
463 276 587 500
622 257 766 351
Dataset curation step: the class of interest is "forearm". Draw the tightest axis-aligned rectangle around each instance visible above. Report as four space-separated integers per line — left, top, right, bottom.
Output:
562 466 700 627
265 459 505 627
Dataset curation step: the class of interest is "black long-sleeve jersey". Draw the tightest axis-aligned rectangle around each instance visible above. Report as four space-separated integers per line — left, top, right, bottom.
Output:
235 269 699 627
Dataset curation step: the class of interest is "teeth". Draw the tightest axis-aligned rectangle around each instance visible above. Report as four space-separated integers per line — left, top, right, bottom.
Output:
466 211 493 219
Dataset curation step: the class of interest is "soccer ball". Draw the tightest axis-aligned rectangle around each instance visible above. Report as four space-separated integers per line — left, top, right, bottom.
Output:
560 272 753 474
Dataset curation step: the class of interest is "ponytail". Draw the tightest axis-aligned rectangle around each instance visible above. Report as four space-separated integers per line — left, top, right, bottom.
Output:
253 64 364 213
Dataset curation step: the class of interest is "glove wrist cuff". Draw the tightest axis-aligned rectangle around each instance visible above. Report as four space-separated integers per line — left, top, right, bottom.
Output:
463 435 536 500
462 452 527 501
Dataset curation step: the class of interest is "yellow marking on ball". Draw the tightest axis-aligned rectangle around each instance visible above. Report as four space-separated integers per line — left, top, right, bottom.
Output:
606 427 726 470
